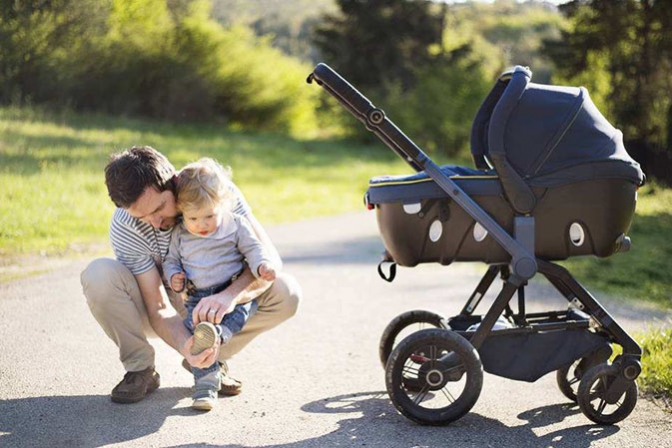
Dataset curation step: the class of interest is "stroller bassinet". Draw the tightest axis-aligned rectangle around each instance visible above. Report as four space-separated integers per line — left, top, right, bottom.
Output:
366 71 643 266
308 64 644 427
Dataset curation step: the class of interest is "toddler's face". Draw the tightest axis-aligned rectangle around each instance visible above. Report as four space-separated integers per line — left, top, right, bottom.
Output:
183 205 223 237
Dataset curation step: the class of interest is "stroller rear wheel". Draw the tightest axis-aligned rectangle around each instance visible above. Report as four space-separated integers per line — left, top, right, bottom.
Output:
385 328 483 425
379 310 447 368
577 363 638 425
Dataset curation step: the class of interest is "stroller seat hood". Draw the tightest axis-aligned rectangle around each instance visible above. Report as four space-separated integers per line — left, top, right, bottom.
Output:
471 69 645 188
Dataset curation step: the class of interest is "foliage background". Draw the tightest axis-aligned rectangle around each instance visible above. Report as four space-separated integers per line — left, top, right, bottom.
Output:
0 0 319 136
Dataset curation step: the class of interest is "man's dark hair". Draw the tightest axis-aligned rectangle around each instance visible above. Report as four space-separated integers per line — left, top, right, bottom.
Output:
105 146 176 208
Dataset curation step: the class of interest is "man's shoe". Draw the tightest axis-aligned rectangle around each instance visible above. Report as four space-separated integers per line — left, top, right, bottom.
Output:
181 358 242 396
111 366 160 404
218 362 243 396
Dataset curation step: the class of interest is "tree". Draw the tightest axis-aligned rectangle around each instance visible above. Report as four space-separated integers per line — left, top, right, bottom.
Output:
312 0 446 92
0 0 108 105
0 0 319 135
544 0 672 185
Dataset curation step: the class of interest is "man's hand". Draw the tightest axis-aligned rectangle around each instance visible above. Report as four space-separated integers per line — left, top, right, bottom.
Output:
181 335 221 369
192 293 237 326
170 272 186 292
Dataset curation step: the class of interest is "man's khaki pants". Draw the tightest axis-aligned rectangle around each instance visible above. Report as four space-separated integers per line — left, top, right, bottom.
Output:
81 258 301 372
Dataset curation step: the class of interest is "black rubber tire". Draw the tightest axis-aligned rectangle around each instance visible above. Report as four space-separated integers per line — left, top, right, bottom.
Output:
385 328 483 426
379 310 446 368
556 359 582 403
577 363 638 425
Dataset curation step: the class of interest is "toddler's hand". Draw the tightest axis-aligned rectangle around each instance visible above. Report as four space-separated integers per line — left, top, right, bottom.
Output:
171 272 186 292
258 263 276 281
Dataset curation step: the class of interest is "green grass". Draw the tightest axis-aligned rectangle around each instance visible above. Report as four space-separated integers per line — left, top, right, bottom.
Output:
561 183 672 308
0 106 418 256
637 326 672 408
611 327 672 408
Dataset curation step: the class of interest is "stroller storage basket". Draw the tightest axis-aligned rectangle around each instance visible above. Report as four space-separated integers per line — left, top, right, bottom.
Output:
448 313 610 382
367 169 637 266
472 328 610 382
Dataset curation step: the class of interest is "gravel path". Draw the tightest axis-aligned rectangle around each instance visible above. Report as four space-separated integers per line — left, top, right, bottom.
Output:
1 211 670 447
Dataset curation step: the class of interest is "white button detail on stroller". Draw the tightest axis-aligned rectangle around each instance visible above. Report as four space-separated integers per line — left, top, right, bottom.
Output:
308 63 645 426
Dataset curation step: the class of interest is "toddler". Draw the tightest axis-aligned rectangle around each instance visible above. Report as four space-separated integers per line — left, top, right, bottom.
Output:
164 158 276 410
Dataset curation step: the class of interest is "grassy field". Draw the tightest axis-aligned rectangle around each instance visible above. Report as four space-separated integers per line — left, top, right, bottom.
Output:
0 106 415 256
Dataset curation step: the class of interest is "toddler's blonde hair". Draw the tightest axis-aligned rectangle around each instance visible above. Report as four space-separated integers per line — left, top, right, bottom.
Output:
176 158 234 213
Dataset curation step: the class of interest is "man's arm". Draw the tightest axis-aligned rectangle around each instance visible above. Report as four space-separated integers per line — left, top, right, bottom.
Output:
135 266 219 368
246 213 283 271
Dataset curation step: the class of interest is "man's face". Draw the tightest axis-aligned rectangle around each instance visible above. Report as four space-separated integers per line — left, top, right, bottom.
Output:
127 187 179 230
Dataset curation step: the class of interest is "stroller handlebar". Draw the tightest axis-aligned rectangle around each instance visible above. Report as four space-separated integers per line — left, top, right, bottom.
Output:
308 63 427 172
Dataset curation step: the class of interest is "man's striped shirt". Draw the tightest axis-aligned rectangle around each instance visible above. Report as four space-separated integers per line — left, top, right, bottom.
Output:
109 182 251 276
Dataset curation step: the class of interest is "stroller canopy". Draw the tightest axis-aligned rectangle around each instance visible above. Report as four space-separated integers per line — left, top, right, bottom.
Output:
471 68 645 188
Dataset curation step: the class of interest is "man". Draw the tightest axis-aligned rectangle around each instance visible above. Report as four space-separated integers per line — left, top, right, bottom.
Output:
81 146 301 403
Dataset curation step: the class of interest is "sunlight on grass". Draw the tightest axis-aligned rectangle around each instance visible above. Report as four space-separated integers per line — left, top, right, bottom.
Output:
637 325 672 408
0 106 412 255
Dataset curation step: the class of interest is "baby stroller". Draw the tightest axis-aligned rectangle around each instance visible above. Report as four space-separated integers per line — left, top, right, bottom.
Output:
308 63 645 426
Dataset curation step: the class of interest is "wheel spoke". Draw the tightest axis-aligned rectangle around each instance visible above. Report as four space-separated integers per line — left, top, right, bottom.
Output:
429 345 438 369
412 385 431 405
568 377 580 386
402 365 420 377
440 386 456 403
402 358 420 374
596 399 607 414
588 391 602 401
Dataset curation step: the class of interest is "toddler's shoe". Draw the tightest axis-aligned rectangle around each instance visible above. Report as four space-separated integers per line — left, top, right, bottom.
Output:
181 359 243 396
191 322 221 355
192 371 221 411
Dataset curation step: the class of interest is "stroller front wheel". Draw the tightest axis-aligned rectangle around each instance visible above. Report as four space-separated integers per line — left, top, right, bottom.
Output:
385 328 483 425
556 359 582 402
379 310 447 368
577 363 638 425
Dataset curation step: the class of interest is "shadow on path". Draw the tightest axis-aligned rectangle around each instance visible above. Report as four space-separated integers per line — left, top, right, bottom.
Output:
0 387 193 448
170 391 619 448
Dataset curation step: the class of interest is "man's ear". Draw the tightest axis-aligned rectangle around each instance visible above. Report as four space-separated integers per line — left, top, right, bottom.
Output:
167 174 179 196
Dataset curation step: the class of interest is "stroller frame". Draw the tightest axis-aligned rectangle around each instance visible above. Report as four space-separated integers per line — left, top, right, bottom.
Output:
308 63 642 426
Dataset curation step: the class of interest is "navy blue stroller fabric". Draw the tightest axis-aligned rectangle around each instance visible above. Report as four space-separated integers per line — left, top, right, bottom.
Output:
368 165 501 205
471 81 645 187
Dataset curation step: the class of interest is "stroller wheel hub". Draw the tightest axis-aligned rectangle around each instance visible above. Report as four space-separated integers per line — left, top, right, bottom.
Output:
426 370 444 387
